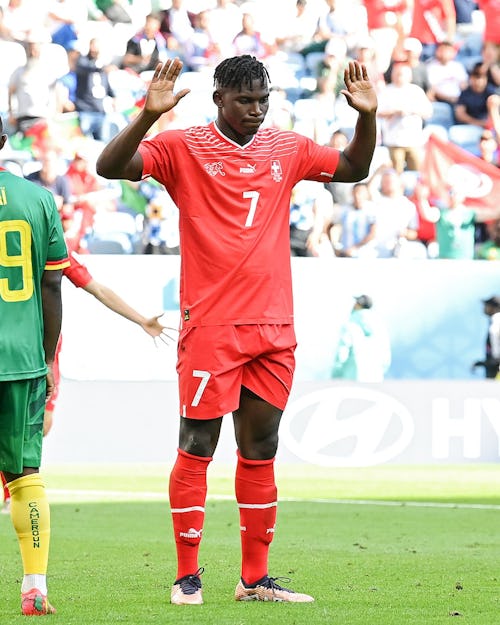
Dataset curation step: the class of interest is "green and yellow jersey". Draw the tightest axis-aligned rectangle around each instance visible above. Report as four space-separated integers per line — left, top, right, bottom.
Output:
0 168 69 381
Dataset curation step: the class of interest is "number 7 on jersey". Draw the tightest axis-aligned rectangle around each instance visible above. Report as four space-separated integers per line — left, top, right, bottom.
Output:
243 191 260 227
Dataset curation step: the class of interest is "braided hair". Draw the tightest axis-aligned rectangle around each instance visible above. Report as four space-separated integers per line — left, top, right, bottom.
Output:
214 55 270 91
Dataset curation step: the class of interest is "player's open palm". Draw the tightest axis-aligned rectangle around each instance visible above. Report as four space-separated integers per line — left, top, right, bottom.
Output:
145 58 191 116
340 61 378 115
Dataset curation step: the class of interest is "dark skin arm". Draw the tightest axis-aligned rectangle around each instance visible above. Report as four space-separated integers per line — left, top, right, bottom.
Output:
41 268 63 401
96 58 190 181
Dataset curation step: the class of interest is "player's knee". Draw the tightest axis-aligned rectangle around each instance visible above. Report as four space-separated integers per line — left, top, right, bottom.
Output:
239 433 278 460
179 418 221 456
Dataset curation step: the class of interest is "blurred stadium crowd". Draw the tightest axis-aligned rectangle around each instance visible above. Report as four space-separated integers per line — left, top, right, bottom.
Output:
0 0 499 259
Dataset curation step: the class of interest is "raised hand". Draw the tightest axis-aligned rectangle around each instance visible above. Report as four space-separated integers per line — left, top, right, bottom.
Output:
340 61 378 115
144 58 191 117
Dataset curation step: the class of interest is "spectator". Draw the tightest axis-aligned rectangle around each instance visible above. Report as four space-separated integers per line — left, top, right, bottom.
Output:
26 150 74 218
478 129 500 167
232 12 269 60
55 43 80 113
206 0 242 60
274 0 318 56
453 0 477 32
377 62 433 173
353 35 385 89
324 128 354 206
45 0 87 51
419 187 500 259
361 0 408 74
74 37 118 141
1 0 42 45
89 0 133 25
184 10 221 72
159 0 196 63
408 178 438 255
480 40 500 89
454 62 500 137
385 37 430 92
475 218 500 260
312 0 360 55
315 36 349 94
369 167 425 258
7 28 58 135
65 146 119 252
332 294 392 382
472 295 500 378
289 180 332 257
329 181 378 257
142 190 180 255
122 12 169 75
426 40 468 106
408 0 457 62
0 6 10 40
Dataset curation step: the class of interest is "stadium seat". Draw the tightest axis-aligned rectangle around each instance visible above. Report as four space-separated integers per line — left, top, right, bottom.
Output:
426 101 455 130
86 232 133 254
92 211 138 237
448 124 483 156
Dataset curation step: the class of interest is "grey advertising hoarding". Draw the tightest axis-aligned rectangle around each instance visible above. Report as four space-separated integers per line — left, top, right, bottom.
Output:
43 379 500 466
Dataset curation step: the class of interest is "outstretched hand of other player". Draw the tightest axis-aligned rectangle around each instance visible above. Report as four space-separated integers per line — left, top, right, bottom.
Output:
145 58 191 117
340 61 378 115
140 315 178 346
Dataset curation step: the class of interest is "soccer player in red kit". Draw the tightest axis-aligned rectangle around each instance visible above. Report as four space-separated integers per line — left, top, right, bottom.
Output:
96 54 378 605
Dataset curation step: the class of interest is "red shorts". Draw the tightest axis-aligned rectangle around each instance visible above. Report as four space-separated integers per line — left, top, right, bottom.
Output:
176 324 296 420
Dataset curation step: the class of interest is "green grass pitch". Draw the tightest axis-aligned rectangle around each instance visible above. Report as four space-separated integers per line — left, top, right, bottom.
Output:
1 464 499 625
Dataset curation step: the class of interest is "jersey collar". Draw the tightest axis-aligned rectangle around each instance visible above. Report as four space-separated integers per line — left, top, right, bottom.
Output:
212 121 256 149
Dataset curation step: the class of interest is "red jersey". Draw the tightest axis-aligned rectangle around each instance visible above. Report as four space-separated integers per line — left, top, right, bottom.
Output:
410 0 456 45
362 0 407 30
63 251 92 288
139 123 339 327
477 0 500 44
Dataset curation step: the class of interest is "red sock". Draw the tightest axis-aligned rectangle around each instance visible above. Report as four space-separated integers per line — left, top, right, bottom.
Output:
169 448 212 580
235 451 277 585
1 472 10 502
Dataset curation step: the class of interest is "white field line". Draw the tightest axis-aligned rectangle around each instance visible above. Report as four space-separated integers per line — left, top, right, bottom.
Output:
45 489 500 510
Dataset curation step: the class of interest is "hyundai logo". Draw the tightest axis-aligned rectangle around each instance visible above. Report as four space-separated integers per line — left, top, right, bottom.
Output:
281 387 414 467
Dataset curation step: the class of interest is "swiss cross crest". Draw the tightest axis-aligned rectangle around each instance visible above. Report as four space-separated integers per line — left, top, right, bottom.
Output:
271 160 282 182
204 161 225 177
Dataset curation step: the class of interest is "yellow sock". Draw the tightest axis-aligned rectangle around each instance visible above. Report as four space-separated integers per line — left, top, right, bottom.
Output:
8 474 50 575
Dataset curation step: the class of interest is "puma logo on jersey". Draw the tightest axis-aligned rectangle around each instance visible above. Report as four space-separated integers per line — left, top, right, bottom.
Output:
239 163 256 174
204 162 225 177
